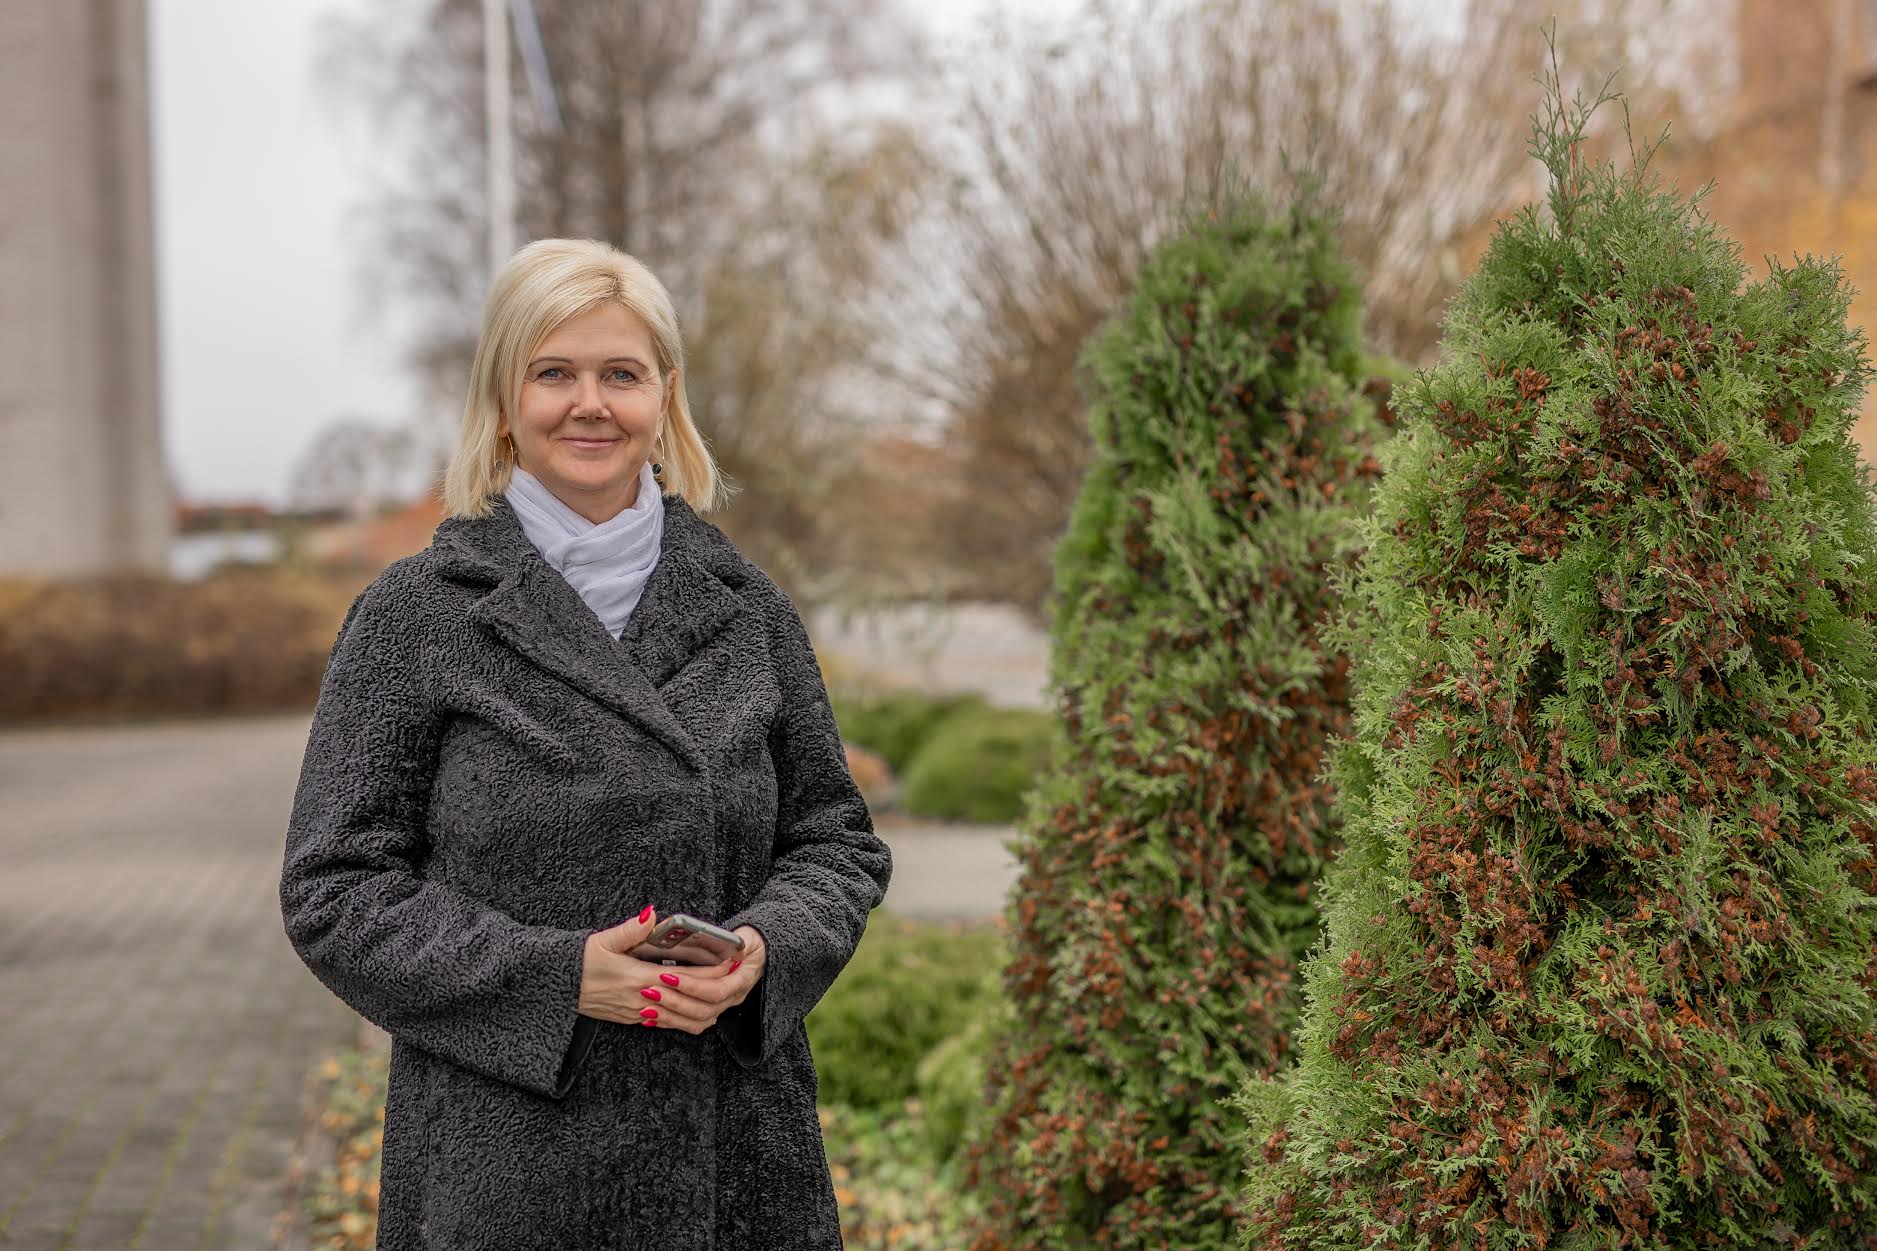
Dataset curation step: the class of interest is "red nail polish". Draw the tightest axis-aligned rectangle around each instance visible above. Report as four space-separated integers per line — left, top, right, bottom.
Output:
729 960 742 973
640 1007 658 1019
638 904 654 923
641 987 661 1001
642 1018 656 1027
660 973 680 987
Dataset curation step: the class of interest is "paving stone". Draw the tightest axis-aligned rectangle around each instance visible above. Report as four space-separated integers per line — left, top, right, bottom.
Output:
0 716 356 1250
872 815 1019 921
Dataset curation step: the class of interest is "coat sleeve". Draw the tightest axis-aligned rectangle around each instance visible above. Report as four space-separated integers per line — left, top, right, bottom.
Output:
280 566 598 1100
718 582 892 1067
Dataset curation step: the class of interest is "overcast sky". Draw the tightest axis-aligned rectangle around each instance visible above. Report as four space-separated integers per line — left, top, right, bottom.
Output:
148 0 1034 507
151 0 414 506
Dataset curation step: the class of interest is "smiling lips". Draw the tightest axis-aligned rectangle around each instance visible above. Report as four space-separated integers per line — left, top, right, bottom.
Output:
565 437 618 447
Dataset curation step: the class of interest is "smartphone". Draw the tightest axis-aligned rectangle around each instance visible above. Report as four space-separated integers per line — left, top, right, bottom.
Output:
633 913 745 966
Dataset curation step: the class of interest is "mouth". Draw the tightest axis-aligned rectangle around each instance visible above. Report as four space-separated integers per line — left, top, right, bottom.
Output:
563 436 620 449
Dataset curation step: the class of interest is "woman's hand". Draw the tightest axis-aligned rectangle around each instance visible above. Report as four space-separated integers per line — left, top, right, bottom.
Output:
577 907 694 1027
578 910 767 1034
633 925 768 1036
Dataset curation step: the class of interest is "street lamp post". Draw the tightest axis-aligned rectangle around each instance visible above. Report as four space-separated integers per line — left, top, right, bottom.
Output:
483 0 515 281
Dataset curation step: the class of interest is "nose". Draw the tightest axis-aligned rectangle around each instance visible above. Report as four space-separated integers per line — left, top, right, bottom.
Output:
570 373 606 418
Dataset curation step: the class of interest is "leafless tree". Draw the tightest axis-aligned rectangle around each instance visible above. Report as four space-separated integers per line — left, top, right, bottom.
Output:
885 0 1718 620
316 0 933 601
318 0 1729 615
676 122 937 599
288 417 427 519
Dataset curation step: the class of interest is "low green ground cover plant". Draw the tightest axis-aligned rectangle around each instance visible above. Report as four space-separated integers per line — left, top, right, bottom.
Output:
804 916 1005 1111
301 1045 388 1251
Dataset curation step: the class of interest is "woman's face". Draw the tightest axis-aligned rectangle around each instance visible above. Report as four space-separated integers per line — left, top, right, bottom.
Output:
500 302 672 523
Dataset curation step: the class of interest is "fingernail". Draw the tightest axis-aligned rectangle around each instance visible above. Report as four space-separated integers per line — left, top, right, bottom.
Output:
729 960 742 972
640 1007 658 1019
641 988 661 1001
641 1018 656 1027
660 973 680 987
638 904 654 923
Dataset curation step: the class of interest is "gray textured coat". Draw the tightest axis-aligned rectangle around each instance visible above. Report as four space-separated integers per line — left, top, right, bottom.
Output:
279 493 891 1250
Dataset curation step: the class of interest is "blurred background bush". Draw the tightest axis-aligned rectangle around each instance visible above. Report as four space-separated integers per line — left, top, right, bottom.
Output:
0 570 365 724
832 689 1055 823
804 915 1004 1114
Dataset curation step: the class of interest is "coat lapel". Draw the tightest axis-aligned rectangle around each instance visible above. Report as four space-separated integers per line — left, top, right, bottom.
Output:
427 494 749 776
617 507 750 690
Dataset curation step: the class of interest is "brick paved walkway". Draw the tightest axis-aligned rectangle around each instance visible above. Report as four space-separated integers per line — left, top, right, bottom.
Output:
0 713 1016 1250
872 815 1018 921
0 715 355 1251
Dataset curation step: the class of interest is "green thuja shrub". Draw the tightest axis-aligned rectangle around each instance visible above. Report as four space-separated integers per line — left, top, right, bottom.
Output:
965 196 1386 1250
1240 70 1877 1249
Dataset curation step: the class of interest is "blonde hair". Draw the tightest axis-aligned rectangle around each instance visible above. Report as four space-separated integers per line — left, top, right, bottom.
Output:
441 238 726 518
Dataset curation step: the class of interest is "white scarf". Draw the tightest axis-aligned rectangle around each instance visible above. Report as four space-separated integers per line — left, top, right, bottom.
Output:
503 462 665 640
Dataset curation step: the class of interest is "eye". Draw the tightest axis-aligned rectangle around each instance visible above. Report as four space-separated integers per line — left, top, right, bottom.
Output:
536 366 566 380
607 367 638 383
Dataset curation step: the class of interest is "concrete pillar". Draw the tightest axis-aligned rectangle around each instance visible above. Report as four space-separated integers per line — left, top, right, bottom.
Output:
0 0 171 578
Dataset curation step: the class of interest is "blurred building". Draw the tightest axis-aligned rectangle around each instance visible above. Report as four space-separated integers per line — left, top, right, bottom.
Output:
170 501 287 580
1669 0 1877 448
303 496 448 571
166 496 444 581
0 0 170 577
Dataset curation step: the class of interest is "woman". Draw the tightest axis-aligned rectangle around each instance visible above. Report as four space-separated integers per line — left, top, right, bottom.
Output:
280 238 892 1249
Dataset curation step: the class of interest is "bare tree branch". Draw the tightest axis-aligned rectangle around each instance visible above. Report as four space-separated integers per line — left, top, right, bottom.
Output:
884 0 1712 620
315 0 934 602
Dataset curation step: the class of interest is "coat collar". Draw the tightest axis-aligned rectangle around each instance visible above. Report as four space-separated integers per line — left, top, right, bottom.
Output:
426 493 751 774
